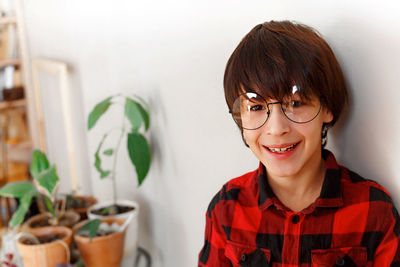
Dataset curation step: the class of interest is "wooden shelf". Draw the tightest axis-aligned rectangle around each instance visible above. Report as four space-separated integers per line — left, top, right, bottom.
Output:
6 140 32 163
0 16 17 25
0 98 26 111
0 161 29 181
0 59 21 68
0 0 37 230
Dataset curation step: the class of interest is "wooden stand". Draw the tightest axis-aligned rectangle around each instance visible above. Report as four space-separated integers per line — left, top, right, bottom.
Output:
0 0 44 229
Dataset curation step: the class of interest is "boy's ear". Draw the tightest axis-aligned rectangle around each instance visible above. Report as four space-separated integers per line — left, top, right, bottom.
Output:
323 108 334 124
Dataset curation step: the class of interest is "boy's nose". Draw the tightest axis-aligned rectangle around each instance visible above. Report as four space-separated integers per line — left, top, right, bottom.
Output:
263 104 290 136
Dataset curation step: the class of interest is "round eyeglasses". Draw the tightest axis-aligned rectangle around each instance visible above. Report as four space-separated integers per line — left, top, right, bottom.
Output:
229 92 322 130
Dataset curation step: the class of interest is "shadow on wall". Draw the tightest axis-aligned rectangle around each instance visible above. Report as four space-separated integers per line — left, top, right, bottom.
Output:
326 17 400 204
135 86 190 266
148 86 179 177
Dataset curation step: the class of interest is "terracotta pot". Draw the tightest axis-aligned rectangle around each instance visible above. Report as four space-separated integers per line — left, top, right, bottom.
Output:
68 195 98 221
73 218 126 267
88 200 139 267
17 226 72 267
22 211 80 232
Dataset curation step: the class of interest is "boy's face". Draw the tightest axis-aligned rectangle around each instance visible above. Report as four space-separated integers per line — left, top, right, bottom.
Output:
243 95 333 179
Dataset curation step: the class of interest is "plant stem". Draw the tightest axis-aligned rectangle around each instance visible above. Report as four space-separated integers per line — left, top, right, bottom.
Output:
110 103 127 205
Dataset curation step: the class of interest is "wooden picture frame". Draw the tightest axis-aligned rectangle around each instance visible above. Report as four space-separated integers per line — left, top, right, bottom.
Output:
32 57 78 191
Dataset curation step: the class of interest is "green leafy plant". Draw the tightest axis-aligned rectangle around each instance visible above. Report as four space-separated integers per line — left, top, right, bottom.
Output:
88 94 151 204
0 150 61 228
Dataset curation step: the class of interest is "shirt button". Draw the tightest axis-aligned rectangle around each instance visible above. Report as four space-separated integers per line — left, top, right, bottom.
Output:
240 254 247 262
336 257 345 266
292 215 300 224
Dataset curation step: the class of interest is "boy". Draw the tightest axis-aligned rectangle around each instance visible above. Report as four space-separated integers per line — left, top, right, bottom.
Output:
199 21 400 266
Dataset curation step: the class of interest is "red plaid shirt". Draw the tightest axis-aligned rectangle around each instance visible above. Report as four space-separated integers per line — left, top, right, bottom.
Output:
199 150 400 266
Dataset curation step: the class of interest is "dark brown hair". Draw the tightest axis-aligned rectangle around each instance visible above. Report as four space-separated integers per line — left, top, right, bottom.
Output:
224 20 348 144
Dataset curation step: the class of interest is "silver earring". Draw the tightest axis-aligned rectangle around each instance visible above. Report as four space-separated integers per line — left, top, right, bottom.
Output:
321 124 328 148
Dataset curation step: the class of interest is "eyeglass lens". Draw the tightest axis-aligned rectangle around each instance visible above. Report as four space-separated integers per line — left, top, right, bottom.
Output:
231 92 321 130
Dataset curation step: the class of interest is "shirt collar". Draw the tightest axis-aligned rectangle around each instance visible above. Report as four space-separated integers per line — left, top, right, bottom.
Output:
257 149 343 212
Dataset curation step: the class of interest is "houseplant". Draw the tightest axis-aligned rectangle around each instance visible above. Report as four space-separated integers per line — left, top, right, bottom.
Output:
16 226 72 267
87 94 151 266
0 149 75 266
60 192 98 221
21 152 80 231
73 218 127 267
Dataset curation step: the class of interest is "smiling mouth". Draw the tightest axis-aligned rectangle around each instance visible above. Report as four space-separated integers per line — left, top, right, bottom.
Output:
265 142 300 153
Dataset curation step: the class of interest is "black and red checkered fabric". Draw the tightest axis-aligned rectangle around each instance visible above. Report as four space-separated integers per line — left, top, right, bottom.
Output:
198 150 400 266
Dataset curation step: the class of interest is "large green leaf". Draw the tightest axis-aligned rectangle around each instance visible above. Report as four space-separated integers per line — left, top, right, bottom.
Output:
130 96 150 130
77 219 101 240
88 96 113 130
125 98 150 131
136 101 150 131
9 190 38 228
125 98 143 131
94 133 111 178
30 150 50 180
36 165 60 196
131 94 150 112
127 131 151 186
0 181 36 198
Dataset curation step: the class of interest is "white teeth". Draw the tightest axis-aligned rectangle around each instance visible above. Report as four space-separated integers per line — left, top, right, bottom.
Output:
267 144 297 153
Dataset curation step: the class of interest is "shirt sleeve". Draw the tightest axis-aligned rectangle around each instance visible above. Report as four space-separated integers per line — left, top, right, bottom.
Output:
198 193 231 267
373 201 400 266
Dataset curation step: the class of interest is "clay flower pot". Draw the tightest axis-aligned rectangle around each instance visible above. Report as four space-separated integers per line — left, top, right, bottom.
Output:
73 218 126 267
22 211 80 232
88 199 139 266
17 226 72 267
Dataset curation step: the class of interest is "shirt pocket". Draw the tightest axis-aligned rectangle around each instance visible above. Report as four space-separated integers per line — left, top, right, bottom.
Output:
224 240 271 267
311 246 367 267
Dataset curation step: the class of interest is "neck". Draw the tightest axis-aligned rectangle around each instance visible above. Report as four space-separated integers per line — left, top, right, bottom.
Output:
267 149 326 212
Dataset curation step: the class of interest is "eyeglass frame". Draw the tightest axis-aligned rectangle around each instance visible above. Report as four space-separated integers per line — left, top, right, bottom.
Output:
228 92 324 130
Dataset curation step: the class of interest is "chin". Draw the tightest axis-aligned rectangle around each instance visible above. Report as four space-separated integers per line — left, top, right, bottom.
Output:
268 166 300 178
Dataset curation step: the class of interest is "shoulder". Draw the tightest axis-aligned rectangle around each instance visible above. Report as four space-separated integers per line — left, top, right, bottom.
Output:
340 165 393 202
206 168 259 219
226 168 259 189
339 165 397 221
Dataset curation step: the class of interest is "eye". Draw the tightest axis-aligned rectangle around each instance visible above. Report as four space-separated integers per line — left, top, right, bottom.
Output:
289 100 303 108
249 104 265 111
282 99 305 109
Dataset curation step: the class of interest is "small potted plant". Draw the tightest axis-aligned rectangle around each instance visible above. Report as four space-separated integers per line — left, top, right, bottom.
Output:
23 202 80 231
21 152 80 231
60 191 98 221
86 94 151 266
0 149 76 267
73 218 127 267
16 226 72 267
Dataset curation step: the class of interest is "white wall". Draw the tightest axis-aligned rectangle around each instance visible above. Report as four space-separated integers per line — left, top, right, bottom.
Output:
22 0 400 266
